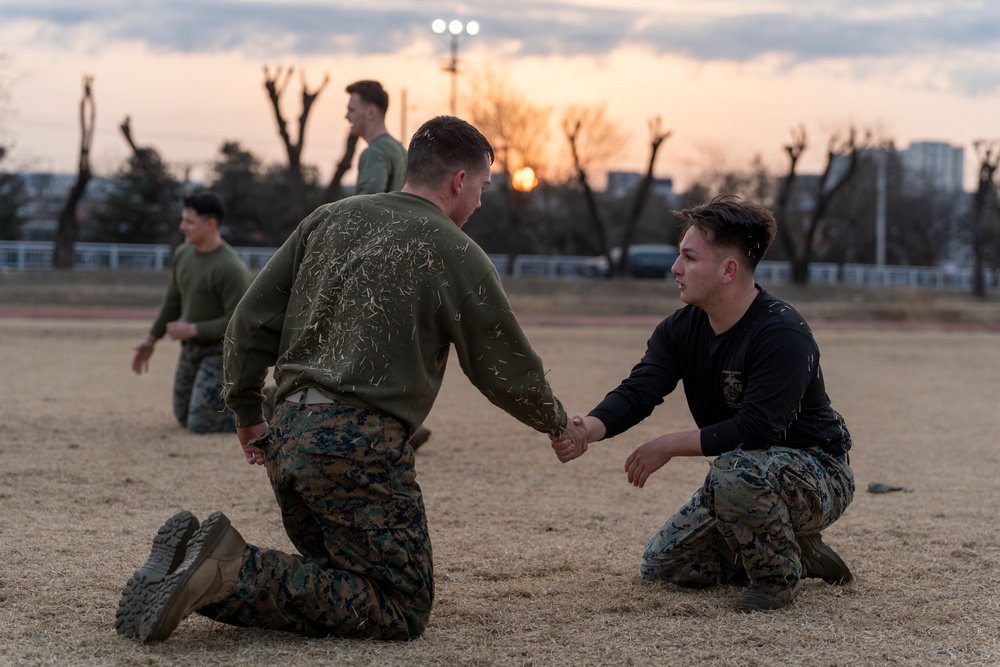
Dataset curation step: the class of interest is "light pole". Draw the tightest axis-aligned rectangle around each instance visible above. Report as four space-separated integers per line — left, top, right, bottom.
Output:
875 148 887 268
432 18 479 115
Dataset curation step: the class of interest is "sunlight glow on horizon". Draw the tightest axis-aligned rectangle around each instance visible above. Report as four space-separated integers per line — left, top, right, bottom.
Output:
3 4 999 192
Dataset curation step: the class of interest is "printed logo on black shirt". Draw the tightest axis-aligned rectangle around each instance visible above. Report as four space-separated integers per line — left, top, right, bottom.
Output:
723 370 742 409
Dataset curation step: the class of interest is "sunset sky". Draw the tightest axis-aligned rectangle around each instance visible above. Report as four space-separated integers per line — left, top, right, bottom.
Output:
2 1 999 191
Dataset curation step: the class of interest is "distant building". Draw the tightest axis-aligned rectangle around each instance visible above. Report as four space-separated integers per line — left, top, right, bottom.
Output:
19 172 117 241
828 141 964 194
897 142 967 265
827 141 969 266
898 141 964 193
605 171 675 200
599 171 683 248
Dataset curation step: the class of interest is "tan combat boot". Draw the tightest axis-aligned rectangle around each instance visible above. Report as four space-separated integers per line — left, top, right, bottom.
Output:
115 510 200 639
799 533 852 585
735 580 802 613
139 511 249 642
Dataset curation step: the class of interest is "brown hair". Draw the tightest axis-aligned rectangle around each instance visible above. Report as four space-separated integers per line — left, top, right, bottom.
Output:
674 195 777 270
406 116 494 189
345 80 389 115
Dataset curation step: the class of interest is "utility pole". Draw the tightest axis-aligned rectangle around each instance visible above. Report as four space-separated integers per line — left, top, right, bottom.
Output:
399 87 417 141
876 149 887 268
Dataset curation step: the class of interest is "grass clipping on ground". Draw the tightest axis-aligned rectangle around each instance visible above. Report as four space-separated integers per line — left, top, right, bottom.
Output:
0 318 999 666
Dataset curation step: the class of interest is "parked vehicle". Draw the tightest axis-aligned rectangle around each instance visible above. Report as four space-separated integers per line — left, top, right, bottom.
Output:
582 244 679 278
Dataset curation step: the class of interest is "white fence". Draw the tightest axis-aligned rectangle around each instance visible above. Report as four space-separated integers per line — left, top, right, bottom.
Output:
0 241 278 272
0 240 995 291
488 252 994 290
751 261 993 291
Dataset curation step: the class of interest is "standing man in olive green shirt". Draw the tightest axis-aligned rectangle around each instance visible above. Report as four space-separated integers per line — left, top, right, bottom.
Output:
345 79 407 195
120 117 587 644
131 191 251 434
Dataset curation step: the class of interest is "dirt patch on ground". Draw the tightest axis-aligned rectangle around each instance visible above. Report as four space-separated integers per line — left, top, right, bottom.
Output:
1 272 999 665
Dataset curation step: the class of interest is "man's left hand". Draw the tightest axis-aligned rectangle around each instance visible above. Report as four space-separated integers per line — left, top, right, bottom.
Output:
165 320 198 341
625 439 672 488
237 422 269 466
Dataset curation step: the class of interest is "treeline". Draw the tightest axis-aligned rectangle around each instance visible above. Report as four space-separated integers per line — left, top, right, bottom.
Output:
1 135 996 283
1 66 998 290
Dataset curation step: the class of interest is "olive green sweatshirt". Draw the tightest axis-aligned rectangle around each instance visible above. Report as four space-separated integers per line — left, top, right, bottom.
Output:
223 192 567 437
151 242 251 341
354 133 407 194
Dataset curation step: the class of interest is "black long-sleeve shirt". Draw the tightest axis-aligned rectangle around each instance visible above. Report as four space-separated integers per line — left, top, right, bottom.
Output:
589 287 851 457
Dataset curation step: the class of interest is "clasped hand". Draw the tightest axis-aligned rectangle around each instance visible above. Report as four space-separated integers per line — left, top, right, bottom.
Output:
549 415 589 463
548 414 682 487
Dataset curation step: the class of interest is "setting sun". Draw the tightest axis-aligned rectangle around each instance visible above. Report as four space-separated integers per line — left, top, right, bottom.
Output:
511 166 539 192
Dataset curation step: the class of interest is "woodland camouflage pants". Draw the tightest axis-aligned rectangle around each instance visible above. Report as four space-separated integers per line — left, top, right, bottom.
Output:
640 446 854 597
199 399 433 639
172 340 235 434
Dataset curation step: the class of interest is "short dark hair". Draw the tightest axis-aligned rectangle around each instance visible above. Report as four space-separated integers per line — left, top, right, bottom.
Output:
183 191 225 221
405 116 494 189
345 80 389 115
675 195 776 270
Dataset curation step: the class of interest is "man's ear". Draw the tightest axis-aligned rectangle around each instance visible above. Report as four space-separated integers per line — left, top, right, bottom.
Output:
721 257 740 284
449 169 467 196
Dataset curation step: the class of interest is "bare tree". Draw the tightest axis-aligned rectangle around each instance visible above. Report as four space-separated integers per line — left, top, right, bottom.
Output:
53 76 95 268
685 143 774 205
772 125 807 256
263 66 329 220
561 102 627 275
618 116 672 275
971 140 1000 298
466 67 552 272
773 125 871 285
322 133 359 202
467 66 551 178
119 115 178 243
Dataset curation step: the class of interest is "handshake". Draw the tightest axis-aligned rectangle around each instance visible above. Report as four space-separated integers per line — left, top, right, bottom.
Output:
548 415 679 489
549 414 606 463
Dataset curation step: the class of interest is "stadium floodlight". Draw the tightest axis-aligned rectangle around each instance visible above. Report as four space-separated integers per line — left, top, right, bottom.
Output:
431 19 479 115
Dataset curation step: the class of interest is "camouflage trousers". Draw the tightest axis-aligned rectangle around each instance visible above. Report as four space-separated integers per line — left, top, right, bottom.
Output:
172 340 235 434
640 446 854 596
200 399 433 640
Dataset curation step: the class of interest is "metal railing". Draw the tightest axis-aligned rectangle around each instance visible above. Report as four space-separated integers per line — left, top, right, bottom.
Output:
0 240 994 290
752 261 991 291
0 241 277 272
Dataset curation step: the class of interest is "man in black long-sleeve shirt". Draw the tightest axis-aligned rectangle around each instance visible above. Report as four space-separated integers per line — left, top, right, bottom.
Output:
551 195 855 612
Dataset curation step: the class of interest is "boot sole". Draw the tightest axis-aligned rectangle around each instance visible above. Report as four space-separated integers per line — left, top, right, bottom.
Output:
139 511 232 643
115 511 199 639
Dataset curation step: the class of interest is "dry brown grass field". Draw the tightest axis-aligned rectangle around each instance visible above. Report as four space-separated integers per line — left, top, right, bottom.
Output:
1 271 999 666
